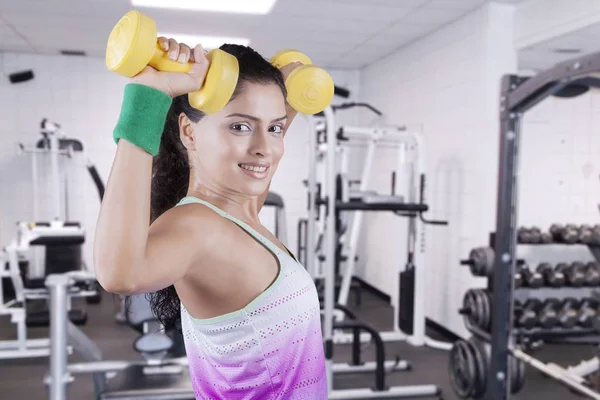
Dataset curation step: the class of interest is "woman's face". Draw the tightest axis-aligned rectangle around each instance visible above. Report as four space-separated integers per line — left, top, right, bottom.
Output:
183 81 287 198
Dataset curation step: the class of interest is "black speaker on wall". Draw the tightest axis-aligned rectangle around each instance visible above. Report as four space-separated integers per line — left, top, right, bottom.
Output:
8 69 34 84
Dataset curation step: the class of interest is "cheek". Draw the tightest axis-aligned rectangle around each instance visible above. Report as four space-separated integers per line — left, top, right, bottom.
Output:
273 139 285 162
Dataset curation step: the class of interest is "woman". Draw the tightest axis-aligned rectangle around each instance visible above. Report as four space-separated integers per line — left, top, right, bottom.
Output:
94 40 327 399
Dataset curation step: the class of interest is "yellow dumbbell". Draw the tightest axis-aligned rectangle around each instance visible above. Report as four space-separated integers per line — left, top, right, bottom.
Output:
270 50 335 115
105 10 239 114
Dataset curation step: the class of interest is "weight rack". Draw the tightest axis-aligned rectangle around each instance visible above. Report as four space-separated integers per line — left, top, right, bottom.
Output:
489 51 600 400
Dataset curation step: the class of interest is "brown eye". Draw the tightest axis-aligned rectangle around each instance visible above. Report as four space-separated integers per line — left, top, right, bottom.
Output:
232 123 251 132
270 125 283 135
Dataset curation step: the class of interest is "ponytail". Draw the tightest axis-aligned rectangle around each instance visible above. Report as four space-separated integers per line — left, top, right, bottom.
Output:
147 95 204 331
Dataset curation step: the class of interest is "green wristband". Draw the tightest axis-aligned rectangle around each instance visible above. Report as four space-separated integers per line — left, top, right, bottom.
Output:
113 83 173 156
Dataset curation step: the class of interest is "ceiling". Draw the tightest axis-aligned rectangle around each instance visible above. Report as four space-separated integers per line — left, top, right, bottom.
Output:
0 0 526 70
518 22 600 72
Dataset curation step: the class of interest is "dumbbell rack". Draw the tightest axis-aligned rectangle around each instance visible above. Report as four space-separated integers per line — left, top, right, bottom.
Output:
449 229 600 399
489 230 600 345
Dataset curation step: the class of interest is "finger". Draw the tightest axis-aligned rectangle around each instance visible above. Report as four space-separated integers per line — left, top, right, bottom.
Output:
157 37 169 52
178 43 191 63
167 38 179 61
192 44 206 64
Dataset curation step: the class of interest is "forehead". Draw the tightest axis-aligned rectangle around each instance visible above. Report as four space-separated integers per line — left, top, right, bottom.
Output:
222 82 286 117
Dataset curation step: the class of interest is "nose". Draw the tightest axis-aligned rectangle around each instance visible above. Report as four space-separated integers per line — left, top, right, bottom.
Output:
249 130 272 157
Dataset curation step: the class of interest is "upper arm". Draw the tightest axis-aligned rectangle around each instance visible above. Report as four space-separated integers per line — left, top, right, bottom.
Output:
126 205 219 294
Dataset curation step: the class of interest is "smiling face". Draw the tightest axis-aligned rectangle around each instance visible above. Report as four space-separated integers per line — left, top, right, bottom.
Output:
181 81 287 198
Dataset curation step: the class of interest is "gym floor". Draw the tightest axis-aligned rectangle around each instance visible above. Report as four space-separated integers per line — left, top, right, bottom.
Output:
0 290 596 399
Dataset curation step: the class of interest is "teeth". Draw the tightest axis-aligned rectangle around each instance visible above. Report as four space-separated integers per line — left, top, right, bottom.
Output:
240 164 267 173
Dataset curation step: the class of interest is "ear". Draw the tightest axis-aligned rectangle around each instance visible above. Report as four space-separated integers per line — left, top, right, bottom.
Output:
179 112 196 150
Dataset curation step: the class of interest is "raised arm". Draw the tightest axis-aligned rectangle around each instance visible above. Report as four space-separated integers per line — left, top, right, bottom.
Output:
94 41 210 294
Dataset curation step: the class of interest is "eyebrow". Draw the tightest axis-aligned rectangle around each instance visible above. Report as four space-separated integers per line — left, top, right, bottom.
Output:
226 113 287 123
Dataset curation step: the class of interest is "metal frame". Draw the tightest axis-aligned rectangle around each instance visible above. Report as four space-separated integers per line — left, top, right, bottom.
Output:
306 111 451 351
0 244 53 359
489 51 600 400
321 106 441 399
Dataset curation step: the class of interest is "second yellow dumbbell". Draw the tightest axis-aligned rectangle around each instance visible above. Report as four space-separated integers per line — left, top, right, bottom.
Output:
270 50 335 115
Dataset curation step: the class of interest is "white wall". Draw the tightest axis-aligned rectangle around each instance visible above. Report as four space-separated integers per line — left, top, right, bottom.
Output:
515 90 600 274
0 51 359 276
357 3 518 336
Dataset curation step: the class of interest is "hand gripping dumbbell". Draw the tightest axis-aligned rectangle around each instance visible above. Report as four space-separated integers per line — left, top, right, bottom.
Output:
554 262 585 287
576 298 600 328
269 50 335 114
514 299 538 329
105 10 334 114
585 262 600 286
536 263 565 287
516 264 543 288
546 298 578 328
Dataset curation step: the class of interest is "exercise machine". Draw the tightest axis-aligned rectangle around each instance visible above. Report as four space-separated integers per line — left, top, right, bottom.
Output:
263 191 289 247
304 102 451 349
45 270 195 400
0 229 100 360
0 119 105 360
317 105 443 398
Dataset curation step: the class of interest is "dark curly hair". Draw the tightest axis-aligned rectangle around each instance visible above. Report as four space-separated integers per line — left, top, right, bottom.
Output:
147 44 287 331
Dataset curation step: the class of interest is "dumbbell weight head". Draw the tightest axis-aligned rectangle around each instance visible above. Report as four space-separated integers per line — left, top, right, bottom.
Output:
536 262 565 287
529 226 542 243
540 232 553 243
518 227 533 243
577 299 599 328
553 262 584 287
270 50 334 115
538 299 559 329
514 270 523 288
579 227 594 244
562 225 580 243
556 298 579 328
106 10 239 113
549 223 564 237
585 262 600 286
515 299 538 329
518 264 544 288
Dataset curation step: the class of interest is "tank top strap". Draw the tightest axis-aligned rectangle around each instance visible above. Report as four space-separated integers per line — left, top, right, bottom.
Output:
176 196 283 256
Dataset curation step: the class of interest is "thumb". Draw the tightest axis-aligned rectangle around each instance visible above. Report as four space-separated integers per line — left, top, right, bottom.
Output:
188 44 209 84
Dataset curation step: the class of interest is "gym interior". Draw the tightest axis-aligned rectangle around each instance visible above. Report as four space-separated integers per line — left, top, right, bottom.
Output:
2 0 600 399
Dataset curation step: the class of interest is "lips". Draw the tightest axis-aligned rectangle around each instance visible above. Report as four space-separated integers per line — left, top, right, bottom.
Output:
238 163 270 179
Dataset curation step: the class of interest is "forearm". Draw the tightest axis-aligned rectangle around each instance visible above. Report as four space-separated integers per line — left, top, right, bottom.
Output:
94 141 153 291
94 84 172 293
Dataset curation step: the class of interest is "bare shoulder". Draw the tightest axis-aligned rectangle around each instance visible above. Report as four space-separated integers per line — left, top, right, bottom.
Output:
148 201 230 247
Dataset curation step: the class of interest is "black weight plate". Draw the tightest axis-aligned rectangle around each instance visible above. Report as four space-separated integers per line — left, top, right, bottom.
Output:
469 337 488 399
511 356 526 394
449 340 478 399
480 290 491 331
462 290 478 328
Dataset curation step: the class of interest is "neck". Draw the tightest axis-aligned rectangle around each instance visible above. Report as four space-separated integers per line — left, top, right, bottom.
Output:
186 182 261 223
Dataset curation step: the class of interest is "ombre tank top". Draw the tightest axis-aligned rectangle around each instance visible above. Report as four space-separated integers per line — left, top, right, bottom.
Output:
176 196 327 399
